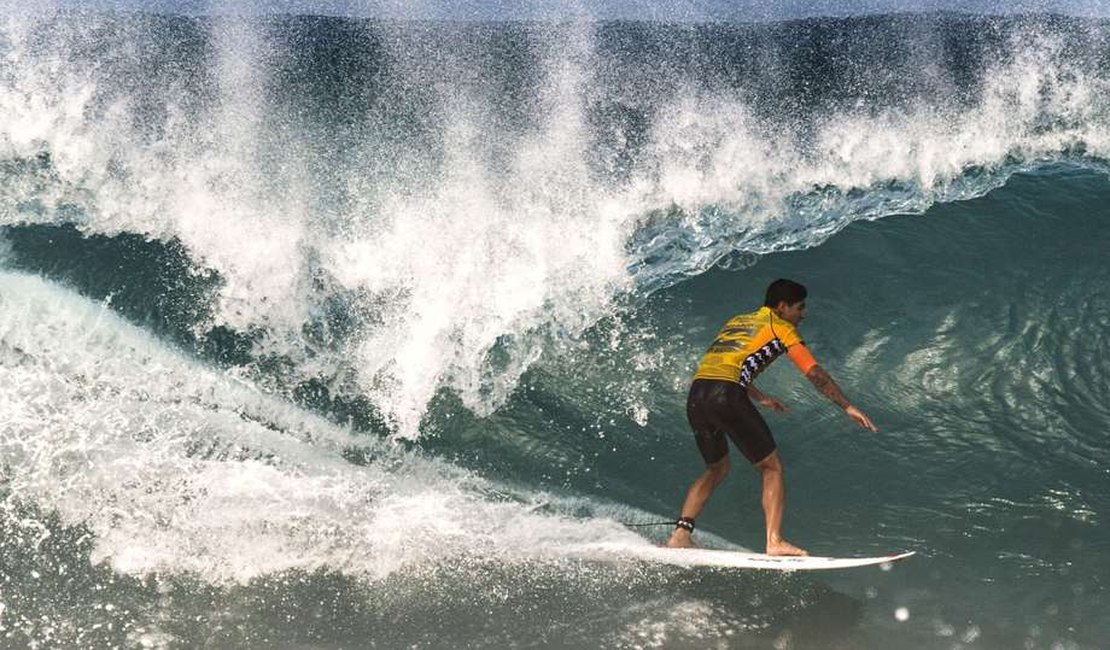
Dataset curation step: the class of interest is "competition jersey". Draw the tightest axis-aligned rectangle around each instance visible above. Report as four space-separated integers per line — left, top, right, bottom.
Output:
693 306 818 387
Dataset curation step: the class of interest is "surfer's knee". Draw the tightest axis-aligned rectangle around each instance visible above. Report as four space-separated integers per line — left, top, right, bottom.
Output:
706 455 730 483
756 450 783 475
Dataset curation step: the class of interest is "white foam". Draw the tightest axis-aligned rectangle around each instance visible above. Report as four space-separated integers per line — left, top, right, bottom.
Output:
0 271 647 583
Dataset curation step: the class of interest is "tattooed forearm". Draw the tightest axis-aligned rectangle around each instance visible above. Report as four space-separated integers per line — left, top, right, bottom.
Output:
806 365 851 409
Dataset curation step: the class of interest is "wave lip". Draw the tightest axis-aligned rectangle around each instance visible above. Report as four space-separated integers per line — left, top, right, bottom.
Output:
2 13 1109 435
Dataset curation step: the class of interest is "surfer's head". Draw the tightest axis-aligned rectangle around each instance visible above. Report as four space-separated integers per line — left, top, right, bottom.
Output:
764 279 807 325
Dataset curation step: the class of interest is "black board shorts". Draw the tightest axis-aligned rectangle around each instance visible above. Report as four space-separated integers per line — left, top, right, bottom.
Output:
686 378 776 465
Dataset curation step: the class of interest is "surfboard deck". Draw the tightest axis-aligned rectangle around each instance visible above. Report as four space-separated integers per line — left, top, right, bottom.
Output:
575 543 915 571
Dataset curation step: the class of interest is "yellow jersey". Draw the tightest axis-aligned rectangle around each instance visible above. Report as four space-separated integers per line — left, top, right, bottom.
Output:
693 306 818 386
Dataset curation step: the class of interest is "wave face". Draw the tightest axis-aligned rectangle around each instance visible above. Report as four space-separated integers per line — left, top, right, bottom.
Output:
1 10 1109 649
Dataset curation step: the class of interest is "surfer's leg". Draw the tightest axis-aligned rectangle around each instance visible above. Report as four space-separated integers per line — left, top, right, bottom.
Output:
756 451 807 556
670 380 732 548
666 455 730 548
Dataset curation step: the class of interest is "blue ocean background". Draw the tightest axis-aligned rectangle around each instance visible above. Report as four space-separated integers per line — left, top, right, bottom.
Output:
0 8 1107 648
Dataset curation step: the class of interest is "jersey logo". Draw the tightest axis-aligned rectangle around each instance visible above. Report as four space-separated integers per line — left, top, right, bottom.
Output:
706 322 759 354
707 340 744 353
738 339 786 386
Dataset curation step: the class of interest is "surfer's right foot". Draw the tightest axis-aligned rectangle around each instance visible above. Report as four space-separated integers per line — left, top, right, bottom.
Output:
666 529 695 548
766 538 808 556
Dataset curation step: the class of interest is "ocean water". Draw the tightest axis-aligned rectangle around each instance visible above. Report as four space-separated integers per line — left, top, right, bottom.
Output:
0 9 1108 649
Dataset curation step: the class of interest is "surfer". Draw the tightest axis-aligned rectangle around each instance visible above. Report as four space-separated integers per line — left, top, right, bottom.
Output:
666 279 878 556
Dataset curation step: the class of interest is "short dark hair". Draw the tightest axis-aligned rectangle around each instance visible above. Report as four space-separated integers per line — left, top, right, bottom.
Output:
764 279 807 307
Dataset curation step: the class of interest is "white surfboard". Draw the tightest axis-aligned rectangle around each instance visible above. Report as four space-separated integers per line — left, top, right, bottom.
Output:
574 542 915 571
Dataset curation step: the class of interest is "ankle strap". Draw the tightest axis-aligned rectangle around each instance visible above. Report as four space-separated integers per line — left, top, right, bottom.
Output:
674 517 695 533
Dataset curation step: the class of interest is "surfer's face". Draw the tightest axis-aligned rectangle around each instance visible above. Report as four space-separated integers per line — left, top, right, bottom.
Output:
776 300 806 325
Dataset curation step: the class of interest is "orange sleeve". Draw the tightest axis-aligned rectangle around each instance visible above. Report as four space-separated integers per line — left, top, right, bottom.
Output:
787 343 818 376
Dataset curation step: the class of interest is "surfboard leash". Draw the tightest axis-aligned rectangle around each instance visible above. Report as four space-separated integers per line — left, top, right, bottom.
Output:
621 514 688 527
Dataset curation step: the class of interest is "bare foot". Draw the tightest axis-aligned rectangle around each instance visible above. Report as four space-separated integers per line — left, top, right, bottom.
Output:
666 529 696 548
766 539 808 556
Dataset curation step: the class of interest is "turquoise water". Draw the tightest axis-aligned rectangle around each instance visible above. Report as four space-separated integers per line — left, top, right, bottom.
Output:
1 10 1108 649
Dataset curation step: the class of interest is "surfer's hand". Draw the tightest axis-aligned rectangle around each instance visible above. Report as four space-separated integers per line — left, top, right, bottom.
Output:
845 405 878 432
757 395 789 412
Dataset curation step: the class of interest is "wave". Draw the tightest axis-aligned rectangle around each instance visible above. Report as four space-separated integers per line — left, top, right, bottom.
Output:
1 11 1108 436
4 162 1107 645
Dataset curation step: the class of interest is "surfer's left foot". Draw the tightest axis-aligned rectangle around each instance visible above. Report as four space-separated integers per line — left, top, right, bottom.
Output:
666 529 696 548
766 538 808 556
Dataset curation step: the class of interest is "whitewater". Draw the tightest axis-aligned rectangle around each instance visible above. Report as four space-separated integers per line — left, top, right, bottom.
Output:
1 8 1108 649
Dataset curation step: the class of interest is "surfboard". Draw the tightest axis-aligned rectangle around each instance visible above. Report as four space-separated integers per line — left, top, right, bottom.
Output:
575 543 915 571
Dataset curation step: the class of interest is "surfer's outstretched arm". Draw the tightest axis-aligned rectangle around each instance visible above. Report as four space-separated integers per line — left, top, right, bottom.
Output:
805 365 878 431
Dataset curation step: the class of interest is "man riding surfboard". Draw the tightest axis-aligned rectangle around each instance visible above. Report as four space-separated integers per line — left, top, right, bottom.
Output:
667 279 878 556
